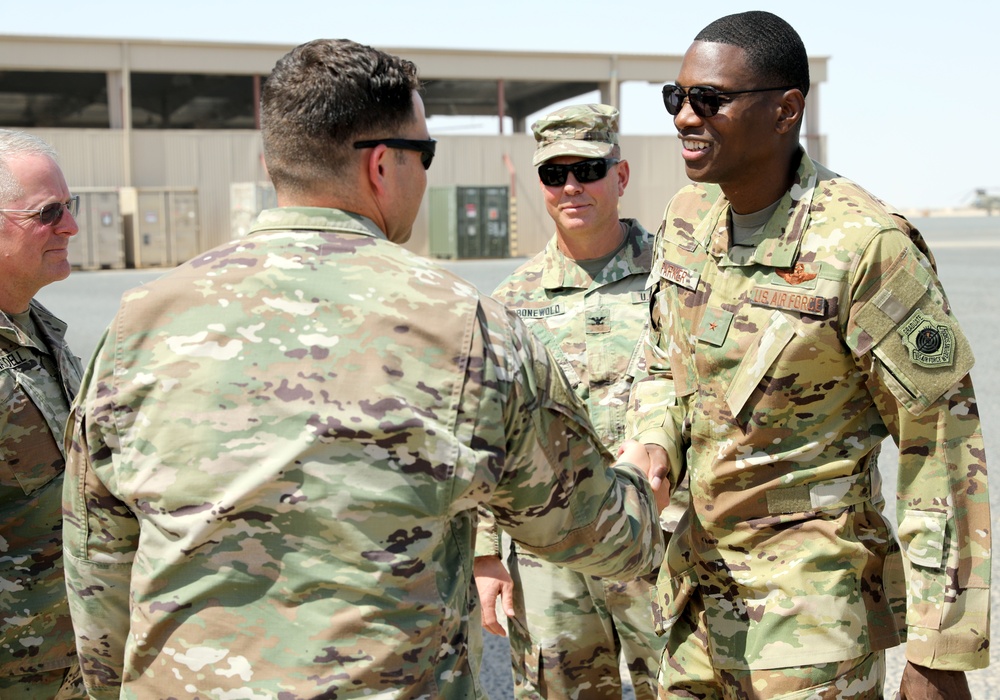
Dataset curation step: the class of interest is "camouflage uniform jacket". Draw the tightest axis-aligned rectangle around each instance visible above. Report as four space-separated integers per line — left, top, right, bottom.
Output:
0 300 82 676
631 152 991 671
477 219 685 558
494 219 651 448
62 207 665 699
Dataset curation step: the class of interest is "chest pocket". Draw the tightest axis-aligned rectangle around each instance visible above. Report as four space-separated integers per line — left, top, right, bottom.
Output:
724 310 799 419
0 381 65 495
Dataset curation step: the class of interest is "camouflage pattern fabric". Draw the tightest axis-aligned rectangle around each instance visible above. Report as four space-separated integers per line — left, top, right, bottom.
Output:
531 104 619 166
630 151 991 684
0 300 83 690
659 589 887 699
62 206 665 700
483 220 673 699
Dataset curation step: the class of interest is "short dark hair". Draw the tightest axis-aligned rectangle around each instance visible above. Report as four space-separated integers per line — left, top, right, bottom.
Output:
695 11 810 97
261 39 421 195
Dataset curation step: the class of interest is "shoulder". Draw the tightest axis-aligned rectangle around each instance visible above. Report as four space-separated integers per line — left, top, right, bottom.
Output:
663 183 724 232
809 165 900 233
492 249 549 302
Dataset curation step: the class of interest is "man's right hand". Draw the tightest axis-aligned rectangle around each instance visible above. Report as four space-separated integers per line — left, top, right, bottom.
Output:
618 441 671 512
473 555 514 637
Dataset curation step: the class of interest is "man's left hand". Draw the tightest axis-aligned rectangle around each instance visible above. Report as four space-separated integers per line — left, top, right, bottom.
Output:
897 662 971 700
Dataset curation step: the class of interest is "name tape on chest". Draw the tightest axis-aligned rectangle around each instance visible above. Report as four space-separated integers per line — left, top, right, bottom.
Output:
750 286 827 317
659 261 700 291
515 304 566 319
0 348 32 373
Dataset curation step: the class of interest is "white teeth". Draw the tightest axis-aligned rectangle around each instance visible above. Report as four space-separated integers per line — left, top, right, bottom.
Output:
683 140 709 151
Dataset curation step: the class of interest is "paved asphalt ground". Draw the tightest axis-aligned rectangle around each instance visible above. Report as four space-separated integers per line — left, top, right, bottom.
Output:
37 216 999 698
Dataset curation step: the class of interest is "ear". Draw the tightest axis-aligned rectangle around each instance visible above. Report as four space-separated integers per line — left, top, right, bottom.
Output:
775 88 806 135
365 144 391 197
616 159 630 195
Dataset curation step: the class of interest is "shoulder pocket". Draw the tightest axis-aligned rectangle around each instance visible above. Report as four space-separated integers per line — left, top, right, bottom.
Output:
852 249 974 415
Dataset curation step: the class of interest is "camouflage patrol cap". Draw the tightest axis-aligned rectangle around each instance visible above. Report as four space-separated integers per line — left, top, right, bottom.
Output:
531 104 619 166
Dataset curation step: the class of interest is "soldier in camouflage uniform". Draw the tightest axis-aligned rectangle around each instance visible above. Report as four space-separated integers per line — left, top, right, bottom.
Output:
630 11 991 699
0 131 86 698
61 39 667 700
474 104 676 699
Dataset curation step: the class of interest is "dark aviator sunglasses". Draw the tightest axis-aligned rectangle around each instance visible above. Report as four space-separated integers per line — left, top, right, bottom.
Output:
662 84 798 118
0 195 80 226
538 158 619 187
353 138 437 170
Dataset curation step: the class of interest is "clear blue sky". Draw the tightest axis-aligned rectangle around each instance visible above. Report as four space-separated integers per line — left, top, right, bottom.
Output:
5 0 997 210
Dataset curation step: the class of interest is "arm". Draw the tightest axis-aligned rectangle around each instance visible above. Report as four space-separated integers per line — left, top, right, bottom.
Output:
61 328 137 699
626 274 693 498
846 229 990 674
479 300 664 580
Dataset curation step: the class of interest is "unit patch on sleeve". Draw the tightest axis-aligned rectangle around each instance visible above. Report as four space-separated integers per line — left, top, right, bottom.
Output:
897 309 955 368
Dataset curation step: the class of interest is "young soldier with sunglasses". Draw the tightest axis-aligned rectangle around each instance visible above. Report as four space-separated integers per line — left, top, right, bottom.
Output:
475 104 685 700
0 130 86 698
631 11 991 699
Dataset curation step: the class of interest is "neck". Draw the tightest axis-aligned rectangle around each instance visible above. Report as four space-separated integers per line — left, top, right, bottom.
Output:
556 220 626 261
724 148 802 215
0 289 33 316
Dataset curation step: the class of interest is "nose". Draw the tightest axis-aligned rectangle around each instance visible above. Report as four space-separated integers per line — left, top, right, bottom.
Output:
58 208 79 237
563 173 584 193
673 97 703 130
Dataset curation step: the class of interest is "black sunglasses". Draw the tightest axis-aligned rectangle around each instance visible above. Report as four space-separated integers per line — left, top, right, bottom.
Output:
538 158 619 187
353 138 437 169
662 84 798 118
0 195 80 226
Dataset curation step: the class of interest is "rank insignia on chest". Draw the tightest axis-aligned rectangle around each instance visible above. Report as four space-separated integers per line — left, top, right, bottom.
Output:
750 286 827 317
697 307 733 346
898 309 955 368
659 261 700 291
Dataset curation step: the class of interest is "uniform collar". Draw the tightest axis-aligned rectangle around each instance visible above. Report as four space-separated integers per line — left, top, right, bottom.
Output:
248 207 388 241
539 218 652 290
702 150 818 269
0 299 67 350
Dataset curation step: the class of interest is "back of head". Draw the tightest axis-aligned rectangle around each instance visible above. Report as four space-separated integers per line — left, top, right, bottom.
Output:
531 104 620 166
261 39 420 197
0 129 58 206
695 11 810 97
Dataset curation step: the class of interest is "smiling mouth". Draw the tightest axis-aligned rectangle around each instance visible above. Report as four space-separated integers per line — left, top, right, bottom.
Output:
682 140 709 151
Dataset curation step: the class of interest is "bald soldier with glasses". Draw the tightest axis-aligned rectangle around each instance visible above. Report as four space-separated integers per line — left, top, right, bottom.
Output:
0 129 86 698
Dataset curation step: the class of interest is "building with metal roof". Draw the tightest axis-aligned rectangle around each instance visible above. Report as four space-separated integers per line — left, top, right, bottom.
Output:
0 35 827 263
